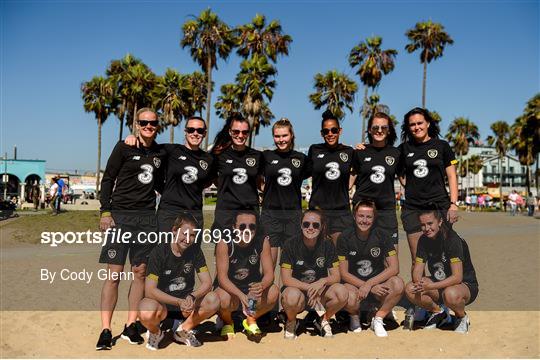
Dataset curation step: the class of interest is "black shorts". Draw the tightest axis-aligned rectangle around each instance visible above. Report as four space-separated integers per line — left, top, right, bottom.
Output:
260 210 301 248
98 211 157 266
437 282 479 306
375 209 399 244
324 209 354 234
400 205 449 234
160 310 187 331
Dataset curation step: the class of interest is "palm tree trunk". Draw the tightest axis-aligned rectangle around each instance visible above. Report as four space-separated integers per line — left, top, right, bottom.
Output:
499 157 503 210
204 56 212 151
132 103 138 136
361 86 368 143
422 54 427 108
96 116 102 197
118 117 124 141
536 153 539 194
170 125 175 144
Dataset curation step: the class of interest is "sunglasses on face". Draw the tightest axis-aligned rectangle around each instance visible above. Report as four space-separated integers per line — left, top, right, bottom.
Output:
371 125 389 132
185 127 206 134
231 129 249 136
302 221 321 230
321 127 340 136
238 223 257 231
138 120 159 127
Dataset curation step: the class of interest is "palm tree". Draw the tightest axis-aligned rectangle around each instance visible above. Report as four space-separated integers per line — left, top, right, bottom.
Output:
152 69 185 143
81 76 114 195
362 93 390 121
181 8 235 150
405 20 454 107
124 62 157 134
446 117 480 195
183 71 208 117
349 36 397 142
215 83 242 121
510 115 535 193
430 110 442 123
236 54 277 146
487 121 510 209
308 70 358 121
522 93 540 193
106 53 143 141
467 154 484 190
235 13 292 62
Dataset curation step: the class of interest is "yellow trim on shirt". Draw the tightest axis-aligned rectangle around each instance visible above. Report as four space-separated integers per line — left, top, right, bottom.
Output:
387 250 397 257
332 261 340 268
281 263 292 269
415 257 424 264
198 266 208 273
147 273 159 281
338 255 346 261
450 159 458 165
450 257 461 263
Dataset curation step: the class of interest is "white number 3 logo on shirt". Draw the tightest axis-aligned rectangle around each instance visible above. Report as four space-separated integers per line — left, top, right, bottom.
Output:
413 159 429 178
277 168 292 186
325 162 341 180
233 168 248 184
370 165 386 184
138 164 154 184
182 166 198 184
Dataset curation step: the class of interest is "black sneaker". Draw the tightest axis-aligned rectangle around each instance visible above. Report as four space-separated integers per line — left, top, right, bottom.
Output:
96 329 112 350
425 309 447 329
121 323 144 344
135 320 147 335
303 310 318 329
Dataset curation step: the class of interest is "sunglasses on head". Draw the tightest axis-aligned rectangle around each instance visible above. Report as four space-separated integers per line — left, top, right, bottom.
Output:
185 127 206 134
238 223 257 231
371 125 389 132
231 129 249 136
302 221 321 230
321 127 340 136
138 120 159 127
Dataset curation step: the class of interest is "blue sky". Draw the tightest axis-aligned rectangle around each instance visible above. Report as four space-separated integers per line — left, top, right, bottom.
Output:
2 0 538 172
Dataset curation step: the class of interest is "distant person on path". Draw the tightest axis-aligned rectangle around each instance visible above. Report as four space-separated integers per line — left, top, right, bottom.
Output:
508 190 518 216
49 177 59 215
405 209 478 334
31 182 40 211
55 176 65 212
470 194 477 211
526 192 536 216
465 195 471 212
477 194 485 211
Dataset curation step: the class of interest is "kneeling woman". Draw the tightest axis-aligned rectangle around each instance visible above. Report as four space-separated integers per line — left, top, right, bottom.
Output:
214 210 279 338
280 210 348 339
337 200 404 337
405 209 479 334
138 214 220 350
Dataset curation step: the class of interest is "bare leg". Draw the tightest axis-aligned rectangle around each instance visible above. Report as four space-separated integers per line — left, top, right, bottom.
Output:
281 287 305 322
405 278 441 313
127 263 146 325
138 298 167 334
214 287 239 326
373 276 404 318
320 283 348 321
100 264 124 330
442 284 471 318
182 291 220 331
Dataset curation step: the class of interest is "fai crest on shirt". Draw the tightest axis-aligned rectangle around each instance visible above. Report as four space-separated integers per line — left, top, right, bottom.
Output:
292 158 301 168
249 254 259 265
107 249 116 259
316 257 325 268
385 156 395 166
183 263 193 274
153 157 161 168
199 160 208 171
370 247 381 257
427 149 438 159
339 152 349 162
246 157 256 167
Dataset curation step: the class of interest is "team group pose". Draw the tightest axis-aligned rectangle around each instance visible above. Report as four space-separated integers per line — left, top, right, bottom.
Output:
97 107 479 350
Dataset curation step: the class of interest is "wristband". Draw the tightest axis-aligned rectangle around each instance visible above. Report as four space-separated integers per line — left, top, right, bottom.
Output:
101 211 112 218
187 293 196 302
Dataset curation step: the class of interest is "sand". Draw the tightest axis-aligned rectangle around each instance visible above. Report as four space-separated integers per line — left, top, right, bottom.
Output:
1 212 539 358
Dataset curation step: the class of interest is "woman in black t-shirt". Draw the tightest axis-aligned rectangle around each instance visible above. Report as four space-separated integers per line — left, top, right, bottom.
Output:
398 107 459 262
405 209 478 334
280 210 348 339
214 210 278 339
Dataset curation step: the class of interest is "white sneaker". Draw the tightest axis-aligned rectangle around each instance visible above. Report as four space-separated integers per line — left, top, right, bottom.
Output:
284 319 297 340
371 316 388 337
174 328 202 347
349 314 362 333
320 319 333 338
145 330 164 351
454 314 470 334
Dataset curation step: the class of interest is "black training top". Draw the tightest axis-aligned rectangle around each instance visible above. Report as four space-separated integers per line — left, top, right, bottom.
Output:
352 145 401 210
159 144 215 211
100 141 167 211
336 227 396 281
216 235 266 291
306 143 354 211
261 149 308 211
398 138 457 209
146 243 208 309
416 229 478 286
280 235 339 284
215 146 262 210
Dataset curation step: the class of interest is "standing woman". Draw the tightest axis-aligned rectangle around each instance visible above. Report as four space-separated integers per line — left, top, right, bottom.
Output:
306 110 355 244
125 116 214 233
97 108 167 350
398 107 459 262
211 113 263 232
261 118 308 265
404 209 478 333
352 112 401 249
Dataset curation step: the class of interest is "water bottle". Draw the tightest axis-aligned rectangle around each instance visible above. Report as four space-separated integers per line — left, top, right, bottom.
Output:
246 284 257 316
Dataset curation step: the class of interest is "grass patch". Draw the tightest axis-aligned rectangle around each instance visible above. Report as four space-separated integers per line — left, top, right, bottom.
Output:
1 211 100 244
